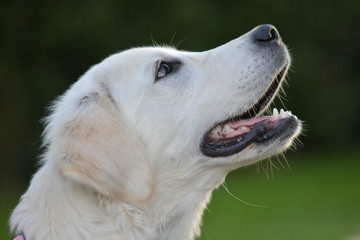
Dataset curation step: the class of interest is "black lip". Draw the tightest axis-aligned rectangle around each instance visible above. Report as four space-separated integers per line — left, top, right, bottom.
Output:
201 120 269 158
200 64 290 158
201 117 297 158
237 65 287 120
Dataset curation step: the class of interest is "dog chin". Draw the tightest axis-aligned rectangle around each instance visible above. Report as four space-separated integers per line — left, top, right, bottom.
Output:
219 117 302 169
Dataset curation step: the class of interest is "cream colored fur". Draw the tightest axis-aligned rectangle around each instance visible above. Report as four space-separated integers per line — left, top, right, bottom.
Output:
10 25 301 240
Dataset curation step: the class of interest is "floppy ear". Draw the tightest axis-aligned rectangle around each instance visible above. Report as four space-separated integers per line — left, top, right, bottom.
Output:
48 83 153 204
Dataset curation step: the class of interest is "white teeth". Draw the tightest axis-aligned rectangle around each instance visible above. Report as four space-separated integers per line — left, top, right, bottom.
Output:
210 124 234 136
272 108 279 117
280 108 288 118
210 125 222 134
272 107 297 119
223 124 234 133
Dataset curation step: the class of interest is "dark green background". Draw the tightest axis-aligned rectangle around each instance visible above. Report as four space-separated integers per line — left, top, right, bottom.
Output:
1 1 359 239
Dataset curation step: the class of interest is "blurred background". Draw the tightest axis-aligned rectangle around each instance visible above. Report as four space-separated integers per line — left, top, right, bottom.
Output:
1 1 359 239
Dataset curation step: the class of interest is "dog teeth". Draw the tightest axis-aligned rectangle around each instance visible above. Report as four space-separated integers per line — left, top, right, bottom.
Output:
211 125 222 135
209 123 235 138
272 107 296 119
222 124 234 133
272 108 279 117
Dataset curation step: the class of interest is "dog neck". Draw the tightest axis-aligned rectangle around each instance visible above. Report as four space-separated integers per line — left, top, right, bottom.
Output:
145 162 228 240
10 159 228 240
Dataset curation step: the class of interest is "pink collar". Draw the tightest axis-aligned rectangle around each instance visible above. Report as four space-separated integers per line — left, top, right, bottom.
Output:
12 233 26 240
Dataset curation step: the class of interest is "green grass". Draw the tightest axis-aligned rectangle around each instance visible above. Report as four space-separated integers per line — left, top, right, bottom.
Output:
199 151 360 240
1 193 21 240
2 151 360 240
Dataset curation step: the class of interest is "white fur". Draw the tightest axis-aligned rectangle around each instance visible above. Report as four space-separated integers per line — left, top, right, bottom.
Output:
10 25 301 240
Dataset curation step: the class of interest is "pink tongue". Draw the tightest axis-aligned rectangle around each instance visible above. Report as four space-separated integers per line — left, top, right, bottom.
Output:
208 115 278 141
221 127 251 139
228 116 274 129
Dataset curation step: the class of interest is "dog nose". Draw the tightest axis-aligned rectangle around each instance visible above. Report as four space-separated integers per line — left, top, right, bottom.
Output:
253 24 281 43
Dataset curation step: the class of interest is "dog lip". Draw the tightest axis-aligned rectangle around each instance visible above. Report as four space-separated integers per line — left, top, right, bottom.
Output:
255 117 298 143
201 120 268 158
200 116 298 158
237 64 288 120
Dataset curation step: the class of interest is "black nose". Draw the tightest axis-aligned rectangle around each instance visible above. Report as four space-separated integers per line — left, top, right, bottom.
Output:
253 24 280 42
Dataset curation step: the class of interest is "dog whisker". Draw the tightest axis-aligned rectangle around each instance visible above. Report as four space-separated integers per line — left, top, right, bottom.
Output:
222 182 268 208
169 32 177 47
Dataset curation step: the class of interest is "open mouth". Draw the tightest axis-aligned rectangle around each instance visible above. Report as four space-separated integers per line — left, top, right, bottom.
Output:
200 65 299 158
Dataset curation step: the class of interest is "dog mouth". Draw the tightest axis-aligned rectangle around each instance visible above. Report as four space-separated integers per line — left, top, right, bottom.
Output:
200 65 299 158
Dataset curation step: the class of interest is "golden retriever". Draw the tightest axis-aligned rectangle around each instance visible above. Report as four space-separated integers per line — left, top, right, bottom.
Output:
10 24 301 240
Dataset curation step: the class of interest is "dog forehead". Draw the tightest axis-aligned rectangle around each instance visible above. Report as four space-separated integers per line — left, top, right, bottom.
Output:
116 47 187 62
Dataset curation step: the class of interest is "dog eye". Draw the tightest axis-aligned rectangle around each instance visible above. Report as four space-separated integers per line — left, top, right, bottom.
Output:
157 62 173 79
155 60 182 81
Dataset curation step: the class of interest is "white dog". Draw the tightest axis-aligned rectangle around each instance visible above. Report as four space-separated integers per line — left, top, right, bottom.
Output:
10 24 301 240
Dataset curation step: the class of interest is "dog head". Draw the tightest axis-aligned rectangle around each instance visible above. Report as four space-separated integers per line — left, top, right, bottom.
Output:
45 24 301 203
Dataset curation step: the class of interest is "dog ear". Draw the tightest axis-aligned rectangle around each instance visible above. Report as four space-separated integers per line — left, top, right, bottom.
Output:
47 83 154 204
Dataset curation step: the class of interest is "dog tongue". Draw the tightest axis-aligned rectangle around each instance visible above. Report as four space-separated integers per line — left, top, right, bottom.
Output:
207 108 295 141
208 116 274 141
228 116 273 129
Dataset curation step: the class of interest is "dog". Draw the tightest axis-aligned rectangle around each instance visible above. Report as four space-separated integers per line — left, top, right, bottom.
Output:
10 24 302 240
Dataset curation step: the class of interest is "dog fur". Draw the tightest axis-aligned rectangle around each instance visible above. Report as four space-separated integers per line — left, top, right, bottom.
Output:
10 25 301 240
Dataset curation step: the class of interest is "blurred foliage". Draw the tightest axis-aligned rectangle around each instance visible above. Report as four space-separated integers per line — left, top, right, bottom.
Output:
1 1 359 187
